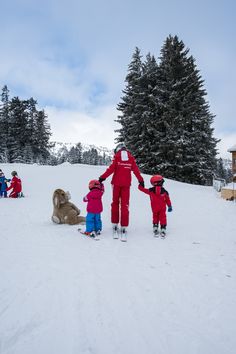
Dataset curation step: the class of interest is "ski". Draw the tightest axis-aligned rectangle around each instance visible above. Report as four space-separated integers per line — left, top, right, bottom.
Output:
80 231 100 240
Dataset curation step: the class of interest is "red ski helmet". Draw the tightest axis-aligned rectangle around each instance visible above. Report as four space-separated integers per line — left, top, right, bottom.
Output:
150 175 164 186
88 179 101 190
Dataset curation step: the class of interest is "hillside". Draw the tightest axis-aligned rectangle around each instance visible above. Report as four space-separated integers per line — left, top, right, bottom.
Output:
0 163 236 354
49 141 113 161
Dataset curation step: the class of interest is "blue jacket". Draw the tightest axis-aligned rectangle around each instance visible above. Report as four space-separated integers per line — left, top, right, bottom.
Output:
0 176 10 192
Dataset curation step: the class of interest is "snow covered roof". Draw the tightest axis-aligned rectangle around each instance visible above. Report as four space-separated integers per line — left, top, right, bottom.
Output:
227 144 236 152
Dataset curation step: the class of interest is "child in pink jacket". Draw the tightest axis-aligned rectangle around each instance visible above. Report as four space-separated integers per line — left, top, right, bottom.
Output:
83 180 104 236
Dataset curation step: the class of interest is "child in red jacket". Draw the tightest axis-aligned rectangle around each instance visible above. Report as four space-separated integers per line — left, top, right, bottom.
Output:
7 171 22 198
138 175 172 238
83 180 104 238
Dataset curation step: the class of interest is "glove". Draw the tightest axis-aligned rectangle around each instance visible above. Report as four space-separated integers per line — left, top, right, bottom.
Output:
99 177 105 183
139 180 145 188
168 206 172 212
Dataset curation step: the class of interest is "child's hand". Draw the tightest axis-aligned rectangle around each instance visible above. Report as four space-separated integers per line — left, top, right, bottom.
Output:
168 206 173 212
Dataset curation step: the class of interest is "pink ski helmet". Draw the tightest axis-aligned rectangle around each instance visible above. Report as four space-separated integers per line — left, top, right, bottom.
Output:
150 175 164 186
88 179 101 190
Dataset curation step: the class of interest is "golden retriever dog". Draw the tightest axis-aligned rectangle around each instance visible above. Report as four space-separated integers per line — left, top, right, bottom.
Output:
51 189 85 225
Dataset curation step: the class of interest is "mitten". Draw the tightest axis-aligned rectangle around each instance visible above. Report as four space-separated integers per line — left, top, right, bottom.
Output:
139 180 145 188
168 206 173 212
99 177 105 183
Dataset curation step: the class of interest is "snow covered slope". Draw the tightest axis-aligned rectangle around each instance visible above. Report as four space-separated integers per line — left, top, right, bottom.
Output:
0 163 236 354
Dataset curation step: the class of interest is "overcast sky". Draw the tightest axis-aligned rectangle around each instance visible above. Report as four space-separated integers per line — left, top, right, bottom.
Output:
1 0 235 158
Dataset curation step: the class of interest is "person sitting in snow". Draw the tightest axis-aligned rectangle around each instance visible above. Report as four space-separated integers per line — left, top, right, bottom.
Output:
7 171 22 198
82 180 104 238
138 174 172 238
0 170 11 198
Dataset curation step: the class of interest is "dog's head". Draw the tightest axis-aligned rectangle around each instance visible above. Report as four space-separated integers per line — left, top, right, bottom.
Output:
53 189 71 209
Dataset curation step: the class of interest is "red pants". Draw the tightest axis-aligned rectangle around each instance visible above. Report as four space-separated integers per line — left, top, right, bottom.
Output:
111 185 130 227
152 208 167 226
8 190 19 198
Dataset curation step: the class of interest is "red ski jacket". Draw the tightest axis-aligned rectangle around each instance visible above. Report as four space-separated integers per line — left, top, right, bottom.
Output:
7 176 22 193
100 150 143 187
139 185 172 212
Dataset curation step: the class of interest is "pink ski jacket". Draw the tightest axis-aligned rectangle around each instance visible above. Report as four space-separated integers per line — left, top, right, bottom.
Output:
83 186 104 213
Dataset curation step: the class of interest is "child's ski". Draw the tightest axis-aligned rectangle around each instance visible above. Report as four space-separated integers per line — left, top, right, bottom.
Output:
79 231 100 240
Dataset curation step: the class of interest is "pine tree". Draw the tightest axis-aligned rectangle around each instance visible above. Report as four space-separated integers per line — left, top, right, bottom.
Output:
25 98 38 162
116 47 143 148
133 53 161 172
7 97 28 162
57 146 69 164
215 158 232 183
34 110 52 163
116 37 219 185
75 143 82 163
0 85 10 162
156 35 218 184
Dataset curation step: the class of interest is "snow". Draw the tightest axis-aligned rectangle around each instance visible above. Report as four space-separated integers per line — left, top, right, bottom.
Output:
222 182 236 190
1 163 236 354
227 144 236 152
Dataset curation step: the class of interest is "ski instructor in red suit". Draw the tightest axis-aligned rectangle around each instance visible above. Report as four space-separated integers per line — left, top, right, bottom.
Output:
99 143 144 239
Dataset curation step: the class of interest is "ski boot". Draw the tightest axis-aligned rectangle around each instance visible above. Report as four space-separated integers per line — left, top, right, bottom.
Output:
120 227 127 242
153 223 159 237
112 224 119 239
160 227 166 238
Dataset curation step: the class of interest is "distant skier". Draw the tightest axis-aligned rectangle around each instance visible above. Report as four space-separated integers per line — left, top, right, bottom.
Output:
0 170 11 198
138 175 172 238
7 171 22 198
82 180 104 238
99 143 144 241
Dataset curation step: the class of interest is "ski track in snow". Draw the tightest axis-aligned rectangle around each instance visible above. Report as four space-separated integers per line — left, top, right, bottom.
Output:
0 163 236 354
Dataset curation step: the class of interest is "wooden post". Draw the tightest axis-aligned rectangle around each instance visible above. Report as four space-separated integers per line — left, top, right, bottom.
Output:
233 175 236 202
232 152 236 174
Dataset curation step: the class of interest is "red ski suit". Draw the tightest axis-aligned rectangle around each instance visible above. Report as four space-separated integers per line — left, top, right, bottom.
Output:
7 176 22 198
139 185 172 226
100 149 143 227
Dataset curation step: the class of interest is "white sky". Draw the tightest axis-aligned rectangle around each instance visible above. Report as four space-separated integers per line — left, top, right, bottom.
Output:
0 0 235 157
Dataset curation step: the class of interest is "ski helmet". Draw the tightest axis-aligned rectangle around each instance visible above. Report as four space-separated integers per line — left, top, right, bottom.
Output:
150 175 164 186
11 171 18 176
88 179 101 190
114 142 126 154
